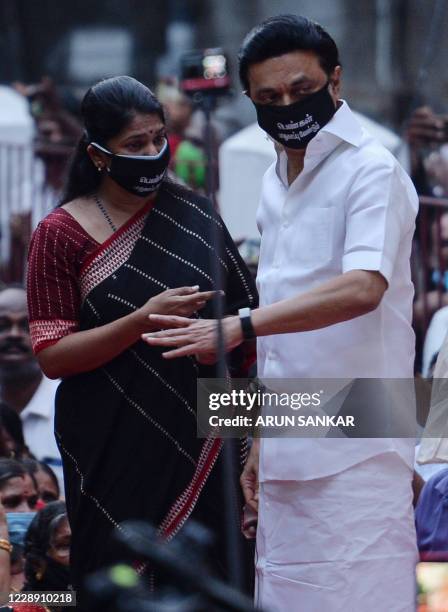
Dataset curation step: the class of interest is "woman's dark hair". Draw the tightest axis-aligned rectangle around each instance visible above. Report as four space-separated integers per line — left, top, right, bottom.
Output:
0 402 27 458
20 457 61 501
0 457 26 488
38 461 60 497
238 14 340 93
20 458 39 489
21 458 60 499
23 500 67 587
60 75 165 205
20 458 38 474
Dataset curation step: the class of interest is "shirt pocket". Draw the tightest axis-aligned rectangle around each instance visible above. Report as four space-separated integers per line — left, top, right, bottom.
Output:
289 206 335 267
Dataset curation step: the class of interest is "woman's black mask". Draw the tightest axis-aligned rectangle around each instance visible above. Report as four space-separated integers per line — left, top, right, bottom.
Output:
91 139 170 197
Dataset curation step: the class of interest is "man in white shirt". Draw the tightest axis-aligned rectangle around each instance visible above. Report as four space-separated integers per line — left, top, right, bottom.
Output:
144 14 419 611
0 285 63 489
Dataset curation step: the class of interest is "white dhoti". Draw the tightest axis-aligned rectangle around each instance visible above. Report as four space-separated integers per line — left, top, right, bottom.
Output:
255 452 418 612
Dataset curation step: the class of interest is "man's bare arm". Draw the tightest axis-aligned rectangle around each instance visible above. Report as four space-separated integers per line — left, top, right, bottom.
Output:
251 269 387 336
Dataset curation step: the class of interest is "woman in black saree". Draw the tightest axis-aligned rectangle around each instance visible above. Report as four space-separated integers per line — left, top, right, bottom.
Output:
26 76 257 606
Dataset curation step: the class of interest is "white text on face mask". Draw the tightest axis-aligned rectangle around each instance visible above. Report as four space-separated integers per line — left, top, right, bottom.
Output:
278 122 320 141
139 172 165 185
277 114 314 131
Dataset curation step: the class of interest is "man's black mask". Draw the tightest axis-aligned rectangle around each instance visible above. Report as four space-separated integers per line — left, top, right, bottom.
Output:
253 82 337 150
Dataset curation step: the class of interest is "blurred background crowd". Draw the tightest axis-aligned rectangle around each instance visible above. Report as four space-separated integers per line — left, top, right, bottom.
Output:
3 0 448 610
3 0 448 364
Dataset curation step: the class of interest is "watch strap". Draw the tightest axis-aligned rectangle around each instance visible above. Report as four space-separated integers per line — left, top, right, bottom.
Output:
238 307 256 340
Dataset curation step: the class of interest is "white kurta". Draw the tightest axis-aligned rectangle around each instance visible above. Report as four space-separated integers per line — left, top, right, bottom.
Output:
254 101 418 610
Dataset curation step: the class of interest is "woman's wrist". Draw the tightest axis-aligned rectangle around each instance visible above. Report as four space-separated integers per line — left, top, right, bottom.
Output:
0 537 12 554
128 308 156 337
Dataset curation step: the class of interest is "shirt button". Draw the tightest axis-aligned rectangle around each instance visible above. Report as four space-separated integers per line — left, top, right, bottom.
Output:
282 221 289 229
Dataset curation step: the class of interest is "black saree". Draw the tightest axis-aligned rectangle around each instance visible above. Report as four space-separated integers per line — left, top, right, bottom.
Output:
54 182 257 598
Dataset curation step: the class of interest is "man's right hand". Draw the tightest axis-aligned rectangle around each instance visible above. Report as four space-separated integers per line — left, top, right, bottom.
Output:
240 438 260 512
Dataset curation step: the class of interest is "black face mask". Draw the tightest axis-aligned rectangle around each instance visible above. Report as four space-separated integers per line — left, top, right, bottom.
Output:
26 556 71 592
44 556 71 590
253 82 337 150
91 139 170 197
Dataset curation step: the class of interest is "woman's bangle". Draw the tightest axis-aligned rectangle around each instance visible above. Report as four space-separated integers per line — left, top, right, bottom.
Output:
0 538 12 554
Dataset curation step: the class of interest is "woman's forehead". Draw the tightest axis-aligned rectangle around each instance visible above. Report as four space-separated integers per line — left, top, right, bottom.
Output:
119 113 164 138
54 515 71 535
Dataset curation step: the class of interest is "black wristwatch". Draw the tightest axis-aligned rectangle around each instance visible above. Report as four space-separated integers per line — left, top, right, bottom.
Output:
238 307 256 340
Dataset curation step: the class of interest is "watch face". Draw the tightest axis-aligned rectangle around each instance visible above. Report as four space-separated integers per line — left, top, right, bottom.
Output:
239 307 251 317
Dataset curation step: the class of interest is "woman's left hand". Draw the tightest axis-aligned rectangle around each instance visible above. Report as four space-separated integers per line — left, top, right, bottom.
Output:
142 314 243 359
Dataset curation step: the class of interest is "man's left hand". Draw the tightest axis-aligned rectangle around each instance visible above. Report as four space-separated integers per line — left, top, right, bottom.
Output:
142 314 243 359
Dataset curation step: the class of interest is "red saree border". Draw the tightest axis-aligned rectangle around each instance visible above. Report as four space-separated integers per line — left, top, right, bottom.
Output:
80 198 156 275
158 435 223 540
79 200 156 303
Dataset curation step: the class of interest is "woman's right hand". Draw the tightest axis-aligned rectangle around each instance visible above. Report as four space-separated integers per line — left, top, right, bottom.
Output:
136 286 217 333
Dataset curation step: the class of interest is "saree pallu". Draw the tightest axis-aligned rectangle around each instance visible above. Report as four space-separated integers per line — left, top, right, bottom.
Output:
54 183 257 594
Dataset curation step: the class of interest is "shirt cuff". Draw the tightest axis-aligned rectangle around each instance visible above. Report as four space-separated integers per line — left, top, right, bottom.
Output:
342 251 393 284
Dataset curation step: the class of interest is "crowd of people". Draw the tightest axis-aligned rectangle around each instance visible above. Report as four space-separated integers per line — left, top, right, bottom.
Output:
0 284 70 611
405 101 448 596
2 9 448 612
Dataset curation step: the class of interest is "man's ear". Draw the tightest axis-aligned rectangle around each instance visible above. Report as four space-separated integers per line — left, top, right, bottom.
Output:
329 65 342 98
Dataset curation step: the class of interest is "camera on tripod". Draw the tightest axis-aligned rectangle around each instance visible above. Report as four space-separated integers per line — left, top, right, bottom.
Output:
179 48 231 97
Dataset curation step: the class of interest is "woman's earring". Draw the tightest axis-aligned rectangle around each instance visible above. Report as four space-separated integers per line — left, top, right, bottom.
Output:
97 165 103 172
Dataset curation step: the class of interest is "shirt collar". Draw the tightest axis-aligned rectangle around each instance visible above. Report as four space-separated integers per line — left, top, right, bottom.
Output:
318 99 364 148
275 100 363 185
21 375 59 420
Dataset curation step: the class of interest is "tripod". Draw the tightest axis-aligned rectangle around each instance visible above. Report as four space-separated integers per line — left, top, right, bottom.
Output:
194 91 246 593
